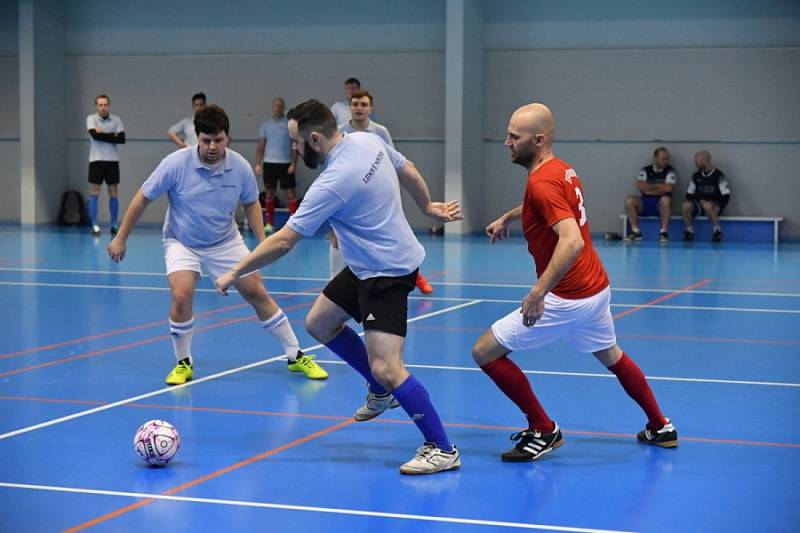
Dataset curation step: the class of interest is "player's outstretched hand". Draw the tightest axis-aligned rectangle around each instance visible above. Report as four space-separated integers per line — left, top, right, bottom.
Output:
215 270 237 296
485 217 510 243
107 238 127 263
521 289 545 328
426 201 462 223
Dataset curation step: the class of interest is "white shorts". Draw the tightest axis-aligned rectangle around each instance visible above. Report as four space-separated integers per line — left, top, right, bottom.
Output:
491 286 617 354
163 235 256 281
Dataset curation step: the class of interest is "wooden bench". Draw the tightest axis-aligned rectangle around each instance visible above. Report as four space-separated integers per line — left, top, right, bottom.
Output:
619 215 784 243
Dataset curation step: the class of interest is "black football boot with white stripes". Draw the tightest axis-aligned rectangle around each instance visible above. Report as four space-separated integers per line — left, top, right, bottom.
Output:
501 422 564 462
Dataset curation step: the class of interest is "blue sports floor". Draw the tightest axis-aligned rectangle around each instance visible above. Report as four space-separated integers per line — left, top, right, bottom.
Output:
0 225 798 532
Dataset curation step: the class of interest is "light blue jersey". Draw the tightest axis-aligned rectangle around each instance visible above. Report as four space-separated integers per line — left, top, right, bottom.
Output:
141 146 259 248
339 120 394 148
287 132 425 279
258 117 293 163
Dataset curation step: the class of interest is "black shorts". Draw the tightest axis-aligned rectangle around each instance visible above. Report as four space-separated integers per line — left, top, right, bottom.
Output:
322 267 418 337
262 162 296 190
88 161 120 185
690 197 729 217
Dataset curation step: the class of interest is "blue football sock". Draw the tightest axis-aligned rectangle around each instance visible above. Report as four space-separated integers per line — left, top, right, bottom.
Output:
88 195 98 226
109 197 119 226
325 326 387 395
393 374 452 451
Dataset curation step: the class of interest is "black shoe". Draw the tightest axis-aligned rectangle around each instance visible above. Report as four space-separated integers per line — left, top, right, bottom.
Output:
659 231 669 243
501 423 564 462
683 230 694 241
625 231 643 242
712 229 723 243
637 418 678 448
111 225 119 236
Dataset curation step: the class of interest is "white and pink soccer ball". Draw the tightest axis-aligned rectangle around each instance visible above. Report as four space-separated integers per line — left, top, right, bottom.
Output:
134 420 180 466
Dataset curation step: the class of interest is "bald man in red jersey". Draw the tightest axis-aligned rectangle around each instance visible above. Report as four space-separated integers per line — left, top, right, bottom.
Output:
472 103 677 462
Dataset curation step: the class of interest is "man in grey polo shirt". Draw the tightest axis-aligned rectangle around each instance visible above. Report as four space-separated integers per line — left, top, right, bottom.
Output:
108 104 328 385
254 96 298 234
166 92 206 148
86 94 125 236
216 100 462 475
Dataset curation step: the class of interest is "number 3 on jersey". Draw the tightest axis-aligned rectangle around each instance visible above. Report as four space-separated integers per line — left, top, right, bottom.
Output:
574 187 587 226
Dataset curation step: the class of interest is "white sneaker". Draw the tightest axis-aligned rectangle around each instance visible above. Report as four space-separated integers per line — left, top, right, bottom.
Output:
400 443 461 475
353 389 400 421
90 225 101 236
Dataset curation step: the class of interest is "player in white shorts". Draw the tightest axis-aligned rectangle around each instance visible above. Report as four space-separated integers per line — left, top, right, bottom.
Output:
108 104 327 384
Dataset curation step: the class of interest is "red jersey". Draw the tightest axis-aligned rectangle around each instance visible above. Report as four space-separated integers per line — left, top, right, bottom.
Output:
521 157 609 299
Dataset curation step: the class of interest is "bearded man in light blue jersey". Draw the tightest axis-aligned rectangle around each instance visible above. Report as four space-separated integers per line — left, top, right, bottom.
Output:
216 100 463 475
108 105 328 384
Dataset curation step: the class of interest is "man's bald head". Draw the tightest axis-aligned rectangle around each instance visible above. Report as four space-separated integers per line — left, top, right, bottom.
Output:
505 103 556 170
511 103 555 139
694 150 711 170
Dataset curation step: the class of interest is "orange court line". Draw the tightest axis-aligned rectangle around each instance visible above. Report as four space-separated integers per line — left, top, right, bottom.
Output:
0 301 251 361
612 278 713 320
1 395 797 450
63 418 355 532
0 301 313 379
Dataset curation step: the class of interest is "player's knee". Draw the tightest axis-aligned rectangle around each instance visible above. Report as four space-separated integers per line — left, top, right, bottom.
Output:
659 195 671 207
370 358 400 388
624 195 636 209
471 333 497 367
681 201 693 215
171 294 193 315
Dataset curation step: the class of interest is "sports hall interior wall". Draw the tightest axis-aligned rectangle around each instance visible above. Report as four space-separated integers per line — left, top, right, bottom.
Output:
3 0 800 237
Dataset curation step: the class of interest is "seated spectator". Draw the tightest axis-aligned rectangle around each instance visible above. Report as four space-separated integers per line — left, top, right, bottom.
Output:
624 147 677 242
682 150 731 242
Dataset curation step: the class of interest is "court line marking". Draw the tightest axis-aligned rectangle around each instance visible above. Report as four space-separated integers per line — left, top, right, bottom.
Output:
0 300 481 441
0 301 313 379
3 281 799 314
0 301 250 360
612 278 712 319
3 268 799 297
312 359 800 388
0 482 633 533
2 395 797 449
62 419 356 532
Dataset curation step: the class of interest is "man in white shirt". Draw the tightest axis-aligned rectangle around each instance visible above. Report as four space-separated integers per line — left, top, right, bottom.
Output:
330 77 361 127
108 104 328 385
216 100 462 475
86 94 125 236
166 92 206 148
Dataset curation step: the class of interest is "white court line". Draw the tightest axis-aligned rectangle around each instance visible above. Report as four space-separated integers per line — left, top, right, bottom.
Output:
2 267 799 298
314 360 800 388
3 281 799 314
0 300 481 441
0 482 634 533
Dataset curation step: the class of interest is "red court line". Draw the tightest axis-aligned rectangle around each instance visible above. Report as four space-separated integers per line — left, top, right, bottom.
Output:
63 418 355 532
612 278 713 320
0 302 251 361
2 395 797 450
0 301 313 379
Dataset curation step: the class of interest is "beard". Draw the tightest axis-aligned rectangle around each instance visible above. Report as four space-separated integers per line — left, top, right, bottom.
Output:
300 146 322 169
511 148 533 168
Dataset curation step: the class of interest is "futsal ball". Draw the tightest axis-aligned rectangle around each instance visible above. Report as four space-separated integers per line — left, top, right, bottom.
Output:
134 419 180 466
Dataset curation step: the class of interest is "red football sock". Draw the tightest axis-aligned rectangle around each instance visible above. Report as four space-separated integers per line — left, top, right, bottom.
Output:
265 197 275 225
481 356 554 432
608 353 667 430
288 198 299 214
